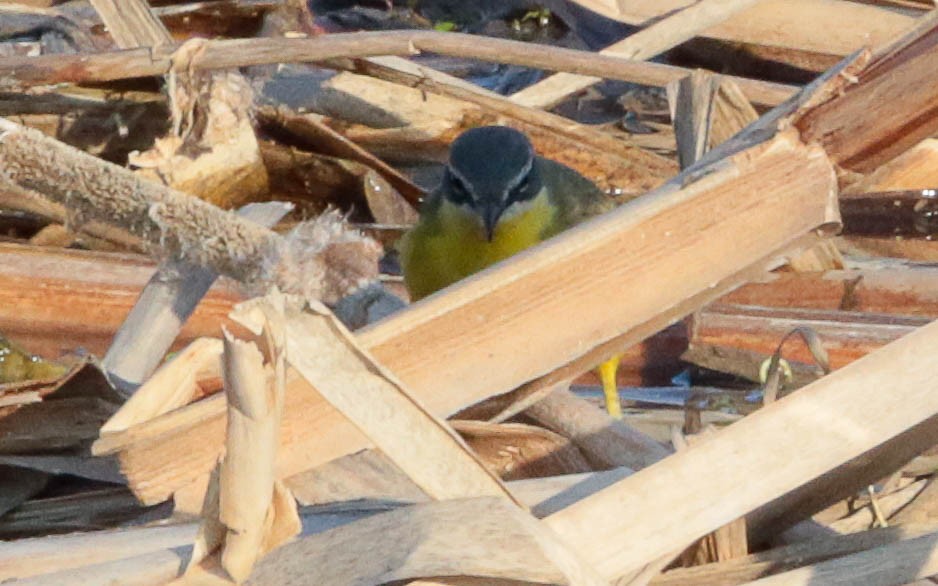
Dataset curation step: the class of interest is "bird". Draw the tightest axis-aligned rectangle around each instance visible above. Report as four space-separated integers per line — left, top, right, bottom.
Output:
398 125 624 418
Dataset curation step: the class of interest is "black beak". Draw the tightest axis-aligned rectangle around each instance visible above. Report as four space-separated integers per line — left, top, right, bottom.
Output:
481 202 504 241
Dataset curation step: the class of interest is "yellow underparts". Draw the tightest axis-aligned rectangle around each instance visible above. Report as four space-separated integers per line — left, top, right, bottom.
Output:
399 189 624 419
401 191 556 301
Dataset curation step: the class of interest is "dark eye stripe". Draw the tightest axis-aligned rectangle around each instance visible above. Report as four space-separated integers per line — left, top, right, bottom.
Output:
448 173 474 205
507 168 541 204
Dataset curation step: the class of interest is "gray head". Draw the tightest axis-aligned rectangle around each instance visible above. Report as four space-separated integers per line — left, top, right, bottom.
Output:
442 126 543 240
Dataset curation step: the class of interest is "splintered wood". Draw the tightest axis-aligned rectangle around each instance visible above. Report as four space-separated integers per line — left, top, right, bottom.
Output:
5 1 938 586
185 295 299 583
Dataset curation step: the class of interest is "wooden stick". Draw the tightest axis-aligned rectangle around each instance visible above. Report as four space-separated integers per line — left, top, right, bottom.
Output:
0 181 143 251
524 389 671 471
511 0 761 109
0 120 380 304
0 30 795 106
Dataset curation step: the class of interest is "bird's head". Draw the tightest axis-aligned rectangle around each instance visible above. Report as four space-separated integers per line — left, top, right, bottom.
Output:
441 126 544 241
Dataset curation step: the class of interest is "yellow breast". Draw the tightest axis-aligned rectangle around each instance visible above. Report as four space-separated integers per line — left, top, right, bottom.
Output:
400 191 555 300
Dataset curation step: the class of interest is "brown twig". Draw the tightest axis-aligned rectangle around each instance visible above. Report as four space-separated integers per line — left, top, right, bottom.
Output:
0 30 796 106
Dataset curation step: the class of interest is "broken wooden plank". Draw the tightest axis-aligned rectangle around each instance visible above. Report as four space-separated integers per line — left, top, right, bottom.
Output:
89 0 171 49
245 498 604 586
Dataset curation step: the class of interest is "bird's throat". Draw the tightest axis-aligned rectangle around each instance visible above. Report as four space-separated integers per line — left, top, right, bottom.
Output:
401 191 555 300
444 190 554 265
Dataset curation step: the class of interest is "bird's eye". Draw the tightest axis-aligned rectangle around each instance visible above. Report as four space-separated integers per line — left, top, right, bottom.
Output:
509 173 535 201
448 176 472 205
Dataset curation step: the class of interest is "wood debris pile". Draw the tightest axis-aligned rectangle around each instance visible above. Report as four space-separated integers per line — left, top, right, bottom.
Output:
1 0 938 584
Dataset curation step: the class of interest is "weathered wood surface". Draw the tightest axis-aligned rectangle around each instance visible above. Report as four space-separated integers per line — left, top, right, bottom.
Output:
573 0 916 55
0 243 238 358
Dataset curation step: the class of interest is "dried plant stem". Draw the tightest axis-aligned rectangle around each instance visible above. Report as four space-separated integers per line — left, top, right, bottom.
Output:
0 119 279 284
0 31 796 106
103 202 290 396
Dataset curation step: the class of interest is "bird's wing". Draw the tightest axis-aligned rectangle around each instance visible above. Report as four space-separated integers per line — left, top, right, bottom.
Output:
537 157 616 230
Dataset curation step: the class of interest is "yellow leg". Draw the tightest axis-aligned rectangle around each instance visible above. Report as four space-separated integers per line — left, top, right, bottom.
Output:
598 355 623 419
